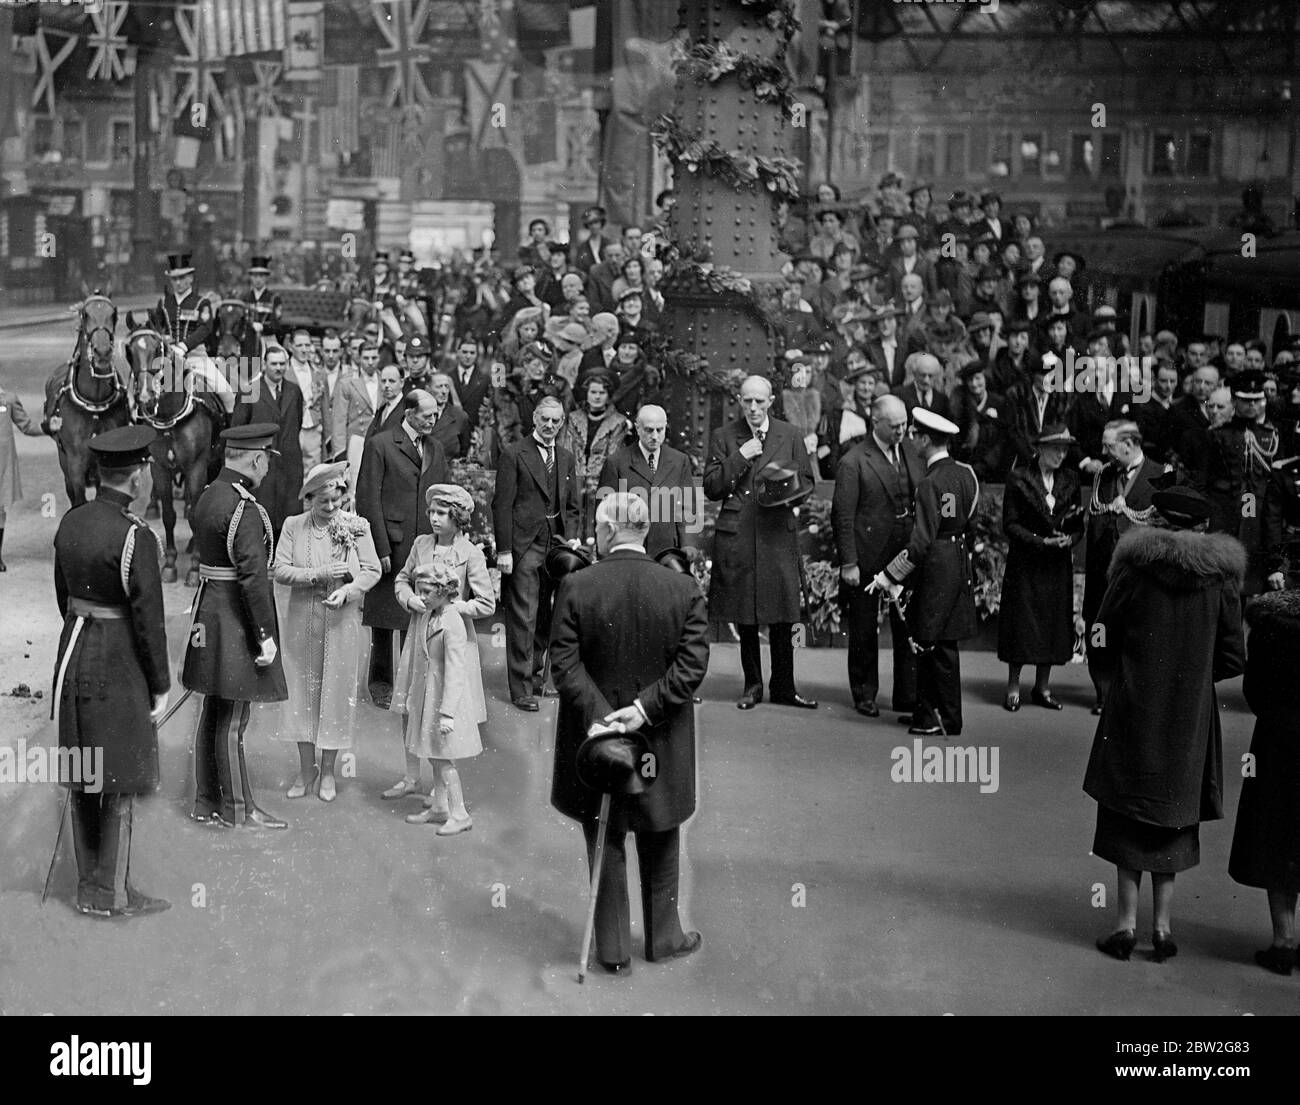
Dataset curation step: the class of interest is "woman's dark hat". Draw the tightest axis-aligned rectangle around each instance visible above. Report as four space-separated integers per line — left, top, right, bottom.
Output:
544 543 593 581
1152 485 1211 528
1053 249 1086 271
654 547 692 574
575 725 651 795
754 462 813 508
1033 424 1076 447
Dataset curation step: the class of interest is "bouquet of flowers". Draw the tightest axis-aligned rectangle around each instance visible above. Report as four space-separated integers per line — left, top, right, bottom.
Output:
327 511 369 556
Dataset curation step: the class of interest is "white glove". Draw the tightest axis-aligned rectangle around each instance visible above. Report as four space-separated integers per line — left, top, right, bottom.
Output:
150 692 169 723
255 637 278 668
869 572 903 601
497 552 514 575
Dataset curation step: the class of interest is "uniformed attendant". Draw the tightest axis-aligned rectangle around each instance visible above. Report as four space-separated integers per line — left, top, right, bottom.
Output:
874 407 979 736
243 255 282 342
149 252 213 359
52 425 171 917
182 423 290 829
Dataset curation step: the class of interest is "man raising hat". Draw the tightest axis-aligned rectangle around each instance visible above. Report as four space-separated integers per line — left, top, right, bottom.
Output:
182 423 290 830
52 425 171 916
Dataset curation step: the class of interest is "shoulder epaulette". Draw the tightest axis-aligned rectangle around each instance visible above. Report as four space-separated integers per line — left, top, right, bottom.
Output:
121 507 166 564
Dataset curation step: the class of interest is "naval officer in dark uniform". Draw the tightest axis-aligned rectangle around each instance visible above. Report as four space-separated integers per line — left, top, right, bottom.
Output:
52 426 171 917
182 423 290 829
875 407 980 736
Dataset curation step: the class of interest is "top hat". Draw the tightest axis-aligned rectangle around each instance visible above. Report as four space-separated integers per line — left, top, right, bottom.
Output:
754 462 813 509
575 725 651 795
544 543 593 581
167 253 195 277
248 255 272 274
398 249 416 263
654 547 692 575
372 251 391 266
89 425 157 469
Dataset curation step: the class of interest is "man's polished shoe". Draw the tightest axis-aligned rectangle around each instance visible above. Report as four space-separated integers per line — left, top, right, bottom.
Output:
597 958 633 976
736 686 763 710
648 932 702 963
513 696 539 712
855 700 880 718
1003 694 1021 712
1030 689 1063 711
771 693 817 709
121 891 171 917
244 807 289 830
908 724 943 736
189 808 219 824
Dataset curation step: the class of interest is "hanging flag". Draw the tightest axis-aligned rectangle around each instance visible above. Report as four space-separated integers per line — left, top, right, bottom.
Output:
371 0 432 110
87 1 131 82
173 3 227 123
31 26 78 116
286 1 323 79
200 0 288 60
0 8 17 141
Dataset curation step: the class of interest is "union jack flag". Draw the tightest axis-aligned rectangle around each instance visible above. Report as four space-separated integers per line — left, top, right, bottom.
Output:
87 1 131 83
371 0 432 110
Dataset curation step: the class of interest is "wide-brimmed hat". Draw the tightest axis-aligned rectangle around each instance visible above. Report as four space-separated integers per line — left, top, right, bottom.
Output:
1152 485 1211 528
975 264 1003 283
544 543 593 580
949 189 974 208
299 460 349 500
166 253 195 277
548 321 590 349
754 462 813 508
654 547 692 574
575 725 651 795
907 180 934 198
967 311 996 334
1033 425 1076 448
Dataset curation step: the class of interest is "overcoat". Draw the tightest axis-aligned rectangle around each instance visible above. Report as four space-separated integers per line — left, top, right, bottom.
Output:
0 387 43 509
52 488 170 793
703 417 813 625
1229 590 1300 892
549 549 710 834
1083 526 1246 828
997 465 1084 664
597 442 694 558
230 373 304 538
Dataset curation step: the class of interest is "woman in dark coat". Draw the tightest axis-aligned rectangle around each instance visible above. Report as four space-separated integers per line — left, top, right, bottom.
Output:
1229 589 1300 975
998 425 1084 710
1083 486 1246 962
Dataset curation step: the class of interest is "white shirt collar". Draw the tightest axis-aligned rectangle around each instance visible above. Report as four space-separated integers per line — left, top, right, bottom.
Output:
533 432 553 450
926 447 950 468
608 542 646 555
403 421 422 447
750 417 771 437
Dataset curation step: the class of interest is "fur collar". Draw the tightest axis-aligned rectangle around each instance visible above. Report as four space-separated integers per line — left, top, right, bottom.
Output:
1246 589 1300 630
1109 525 1246 591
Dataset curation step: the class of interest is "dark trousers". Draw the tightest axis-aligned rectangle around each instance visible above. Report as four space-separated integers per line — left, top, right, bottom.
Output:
70 792 132 911
192 696 257 824
505 536 556 701
915 641 963 734
582 819 686 965
369 628 407 691
844 583 917 710
738 623 797 697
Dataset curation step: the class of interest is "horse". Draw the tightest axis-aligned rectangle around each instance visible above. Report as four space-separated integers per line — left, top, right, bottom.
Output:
126 326 221 587
53 292 131 506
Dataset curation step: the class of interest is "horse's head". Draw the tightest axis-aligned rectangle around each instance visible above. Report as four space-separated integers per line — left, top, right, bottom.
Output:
216 299 249 358
346 297 374 328
79 293 117 369
125 326 167 414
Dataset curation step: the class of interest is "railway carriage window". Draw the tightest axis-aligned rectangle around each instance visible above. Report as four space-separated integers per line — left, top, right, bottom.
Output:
1187 131 1213 175
1152 131 1178 176
1100 134 1122 178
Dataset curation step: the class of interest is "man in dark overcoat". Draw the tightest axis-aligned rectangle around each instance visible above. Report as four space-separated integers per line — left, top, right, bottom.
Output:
832 394 923 718
230 343 303 539
52 426 171 916
182 424 289 829
549 492 710 972
877 408 979 736
596 404 693 559
492 395 582 710
355 389 449 705
703 375 817 710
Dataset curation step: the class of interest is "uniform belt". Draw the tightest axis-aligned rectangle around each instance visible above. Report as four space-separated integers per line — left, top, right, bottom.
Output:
67 599 129 619
199 565 239 581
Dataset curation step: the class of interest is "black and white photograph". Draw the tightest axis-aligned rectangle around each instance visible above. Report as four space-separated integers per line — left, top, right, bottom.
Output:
1 0 1299 1053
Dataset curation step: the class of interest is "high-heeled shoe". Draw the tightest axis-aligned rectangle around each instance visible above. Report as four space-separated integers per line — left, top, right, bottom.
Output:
286 766 319 799
318 774 337 802
1254 945 1296 975
1096 929 1137 960
1151 931 1178 962
1003 693 1020 712
1030 689 1063 710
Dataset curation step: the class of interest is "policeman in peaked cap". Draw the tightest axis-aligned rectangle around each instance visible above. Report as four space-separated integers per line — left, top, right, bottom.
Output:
52 425 171 917
182 423 289 830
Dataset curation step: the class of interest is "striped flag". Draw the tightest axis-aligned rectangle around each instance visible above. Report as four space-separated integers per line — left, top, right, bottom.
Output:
199 0 288 61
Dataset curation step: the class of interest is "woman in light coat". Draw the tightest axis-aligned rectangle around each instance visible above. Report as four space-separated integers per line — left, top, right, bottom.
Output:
0 386 47 571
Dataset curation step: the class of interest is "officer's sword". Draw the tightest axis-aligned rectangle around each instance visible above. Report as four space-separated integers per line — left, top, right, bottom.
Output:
40 689 194 907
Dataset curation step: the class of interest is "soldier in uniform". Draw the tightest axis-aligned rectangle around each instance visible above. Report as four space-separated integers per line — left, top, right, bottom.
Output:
52 425 171 917
182 423 290 830
874 407 979 737
243 255 282 343
150 252 214 358
1263 454 1300 590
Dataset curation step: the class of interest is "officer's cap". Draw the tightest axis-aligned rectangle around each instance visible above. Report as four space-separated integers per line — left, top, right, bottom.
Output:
89 425 156 470
221 423 281 454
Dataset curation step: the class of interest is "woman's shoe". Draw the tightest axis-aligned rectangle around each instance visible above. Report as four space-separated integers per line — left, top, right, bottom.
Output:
1030 689 1063 711
286 766 319 799
1254 945 1296 975
436 814 473 836
1003 693 1020 712
381 777 420 800
405 805 449 825
1096 929 1137 960
318 774 337 802
1151 931 1178 963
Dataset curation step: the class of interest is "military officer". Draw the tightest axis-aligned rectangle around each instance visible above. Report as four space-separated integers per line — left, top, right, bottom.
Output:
182 423 290 829
243 255 282 342
874 407 979 736
1263 454 1300 590
52 425 171 917
149 252 214 358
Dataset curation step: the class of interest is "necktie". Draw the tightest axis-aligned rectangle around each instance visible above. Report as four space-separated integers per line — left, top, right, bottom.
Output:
648 450 658 474
892 446 903 474
544 443 554 473
755 430 766 447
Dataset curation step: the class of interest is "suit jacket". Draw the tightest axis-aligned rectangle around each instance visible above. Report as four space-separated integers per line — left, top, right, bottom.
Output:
574 234 608 275
331 372 378 457
703 417 813 624
451 366 492 430
832 436 926 573
893 382 953 421
597 443 694 558
430 403 471 460
366 396 406 441
585 261 621 314
230 374 304 537
886 255 938 301
1004 382 1072 470
1068 390 1136 469
549 550 710 833
865 335 922 389
491 435 581 561
578 345 619 378
287 357 331 454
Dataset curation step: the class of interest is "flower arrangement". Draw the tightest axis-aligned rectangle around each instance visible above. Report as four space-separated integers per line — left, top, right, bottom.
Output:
449 459 498 564
969 483 1008 619
672 40 796 115
650 115 802 203
800 556 842 639
736 0 801 42
326 511 369 555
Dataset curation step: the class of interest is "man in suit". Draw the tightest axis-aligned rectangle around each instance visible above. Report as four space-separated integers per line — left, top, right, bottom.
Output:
886 224 937 301
450 335 491 431
1068 331 1134 480
355 389 450 707
876 407 980 736
574 205 610 275
149 253 213 357
230 343 302 539
286 329 329 475
832 395 922 718
367 362 406 440
597 404 692 558
492 396 582 710
893 352 952 420
864 304 921 390
1133 361 1182 464
1170 364 1221 475
704 375 817 710
331 340 380 466
585 242 626 316
549 492 709 973
428 372 471 459
578 313 621 380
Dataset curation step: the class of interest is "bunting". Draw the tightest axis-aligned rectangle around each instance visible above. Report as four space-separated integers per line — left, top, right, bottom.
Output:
199 0 288 60
173 3 227 123
87 1 131 82
31 26 78 116
465 0 518 156
371 0 432 111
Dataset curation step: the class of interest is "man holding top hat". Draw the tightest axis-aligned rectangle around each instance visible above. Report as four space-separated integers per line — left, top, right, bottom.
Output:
51 425 171 916
872 407 980 736
549 492 709 973
703 374 818 711
183 423 290 830
243 255 282 342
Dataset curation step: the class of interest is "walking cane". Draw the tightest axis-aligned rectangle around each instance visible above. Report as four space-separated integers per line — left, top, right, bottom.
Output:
577 791 613 984
40 688 194 906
